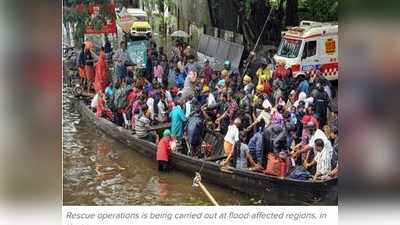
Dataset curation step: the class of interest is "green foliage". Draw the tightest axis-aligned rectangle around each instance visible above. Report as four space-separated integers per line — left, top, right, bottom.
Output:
244 0 255 19
63 0 115 44
240 0 337 22
298 0 338 22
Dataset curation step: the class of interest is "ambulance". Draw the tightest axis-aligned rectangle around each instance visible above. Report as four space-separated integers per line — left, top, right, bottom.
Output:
273 21 338 80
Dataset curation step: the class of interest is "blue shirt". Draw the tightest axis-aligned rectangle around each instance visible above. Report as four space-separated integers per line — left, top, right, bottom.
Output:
169 105 186 140
176 72 186 89
297 80 310 95
144 83 153 94
105 87 113 97
248 131 263 163
187 116 203 147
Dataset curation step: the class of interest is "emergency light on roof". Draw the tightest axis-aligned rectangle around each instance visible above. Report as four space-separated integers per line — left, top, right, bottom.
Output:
286 27 305 35
300 21 322 27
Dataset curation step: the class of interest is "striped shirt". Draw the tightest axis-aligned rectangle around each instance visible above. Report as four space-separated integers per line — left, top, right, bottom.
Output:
135 116 150 138
315 147 332 176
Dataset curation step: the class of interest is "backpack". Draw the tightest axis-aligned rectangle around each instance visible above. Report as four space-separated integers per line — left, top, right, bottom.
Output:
265 153 286 177
288 166 312 180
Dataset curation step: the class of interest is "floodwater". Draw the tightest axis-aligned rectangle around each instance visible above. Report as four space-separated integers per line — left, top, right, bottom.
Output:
63 87 258 205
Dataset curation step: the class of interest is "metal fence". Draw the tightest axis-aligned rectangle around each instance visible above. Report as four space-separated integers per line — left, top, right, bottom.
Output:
197 34 244 70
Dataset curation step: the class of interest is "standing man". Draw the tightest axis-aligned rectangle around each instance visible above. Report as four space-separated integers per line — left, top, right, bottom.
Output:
156 129 174 172
77 43 86 88
222 117 241 165
104 36 112 63
113 41 129 84
84 43 95 91
169 100 186 141
312 82 330 128
186 111 205 157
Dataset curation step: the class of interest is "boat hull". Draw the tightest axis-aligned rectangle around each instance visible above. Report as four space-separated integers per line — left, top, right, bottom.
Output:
74 100 338 205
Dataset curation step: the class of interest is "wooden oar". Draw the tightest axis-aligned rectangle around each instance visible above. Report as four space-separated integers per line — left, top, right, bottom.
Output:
192 172 219 206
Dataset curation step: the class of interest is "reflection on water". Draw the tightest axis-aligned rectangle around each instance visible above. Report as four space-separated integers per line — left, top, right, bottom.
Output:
63 87 256 205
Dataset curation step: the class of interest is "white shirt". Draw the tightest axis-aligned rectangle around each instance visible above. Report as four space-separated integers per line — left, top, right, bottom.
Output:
157 101 166 120
315 147 332 176
308 129 333 155
224 125 239 145
185 101 192 118
256 110 271 126
90 93 99 108
207 93 217 107
146 97 155 119
164 90 173 102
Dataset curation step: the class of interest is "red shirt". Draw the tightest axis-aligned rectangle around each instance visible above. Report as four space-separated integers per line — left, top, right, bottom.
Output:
156 137 172 161
301 114 320 129
96 97 105 118
274 65 288 79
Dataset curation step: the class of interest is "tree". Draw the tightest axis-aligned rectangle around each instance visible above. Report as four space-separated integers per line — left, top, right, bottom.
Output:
285 0 299 26
298 0 338 22
142 0 175 42
231 0 337 53
63 0 116 46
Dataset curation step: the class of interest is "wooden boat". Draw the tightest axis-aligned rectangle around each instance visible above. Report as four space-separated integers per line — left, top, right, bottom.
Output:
74 100 338 205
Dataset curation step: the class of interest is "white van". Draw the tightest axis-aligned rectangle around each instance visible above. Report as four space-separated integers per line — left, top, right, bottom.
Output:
274 21 338 80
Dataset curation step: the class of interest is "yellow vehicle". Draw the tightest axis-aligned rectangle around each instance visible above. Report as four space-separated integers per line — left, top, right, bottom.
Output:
127 8 152 37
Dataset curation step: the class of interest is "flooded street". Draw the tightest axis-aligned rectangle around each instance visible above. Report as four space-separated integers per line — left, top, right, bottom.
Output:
63 88 257 205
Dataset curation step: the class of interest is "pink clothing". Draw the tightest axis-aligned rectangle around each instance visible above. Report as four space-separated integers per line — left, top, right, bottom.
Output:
154 65 164 79
156 137 172 161
301 114 320 129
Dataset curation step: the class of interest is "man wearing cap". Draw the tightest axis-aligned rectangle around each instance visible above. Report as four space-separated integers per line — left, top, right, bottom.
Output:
223 60 232 76
243 75 255 96
156 129 174 172
203 85 217 109
246 98 272 132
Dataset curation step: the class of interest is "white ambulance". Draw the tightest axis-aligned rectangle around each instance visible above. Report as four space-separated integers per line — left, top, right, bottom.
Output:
273 21 338 80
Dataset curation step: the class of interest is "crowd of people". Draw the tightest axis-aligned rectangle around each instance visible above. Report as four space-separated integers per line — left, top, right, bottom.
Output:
76 37 338 181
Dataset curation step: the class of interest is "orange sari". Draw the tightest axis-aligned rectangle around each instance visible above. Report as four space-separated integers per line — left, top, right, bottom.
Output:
94 52 108 93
